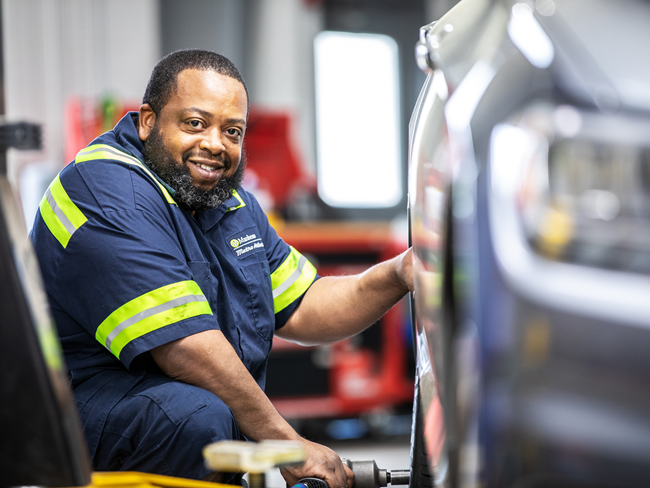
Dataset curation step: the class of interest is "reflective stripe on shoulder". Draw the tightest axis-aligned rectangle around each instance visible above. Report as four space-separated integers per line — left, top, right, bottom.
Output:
96 280 212 360
75 144 177 206
38 174 87 248
271 246 317 313
226 189 247 212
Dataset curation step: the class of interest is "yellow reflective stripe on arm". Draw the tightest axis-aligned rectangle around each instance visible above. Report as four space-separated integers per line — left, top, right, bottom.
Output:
38 174 87 248
96 280 212 360
271 247 317 313
75 144 176 205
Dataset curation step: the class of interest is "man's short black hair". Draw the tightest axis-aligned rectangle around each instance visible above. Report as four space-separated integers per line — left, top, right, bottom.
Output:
142 49 249 115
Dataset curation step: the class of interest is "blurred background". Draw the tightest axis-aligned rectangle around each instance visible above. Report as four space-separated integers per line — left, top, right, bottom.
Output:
1 0 458 483
5 0 455 226
6 1 650 486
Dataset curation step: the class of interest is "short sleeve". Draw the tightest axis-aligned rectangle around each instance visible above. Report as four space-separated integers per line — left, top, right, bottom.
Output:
38 165 218 370
245 192 319 328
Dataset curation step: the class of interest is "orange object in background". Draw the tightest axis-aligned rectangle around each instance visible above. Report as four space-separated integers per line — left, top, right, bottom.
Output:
266 222 414 421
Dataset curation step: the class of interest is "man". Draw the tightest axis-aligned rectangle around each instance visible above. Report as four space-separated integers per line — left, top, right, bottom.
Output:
31 50 413 487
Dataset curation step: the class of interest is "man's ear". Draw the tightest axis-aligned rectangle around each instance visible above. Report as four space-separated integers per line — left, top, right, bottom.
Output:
138 104 156 141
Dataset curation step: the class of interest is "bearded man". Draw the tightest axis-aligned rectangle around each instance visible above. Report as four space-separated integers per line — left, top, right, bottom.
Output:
30 50 413 487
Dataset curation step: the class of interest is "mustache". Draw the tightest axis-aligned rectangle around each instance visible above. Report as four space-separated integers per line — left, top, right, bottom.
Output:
182 149 230 168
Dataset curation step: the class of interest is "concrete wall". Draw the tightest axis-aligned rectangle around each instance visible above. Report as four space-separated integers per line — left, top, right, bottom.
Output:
2 0 160 226
2 0 449 225
246 0 323 175
160 0 246 75
160 0 323 175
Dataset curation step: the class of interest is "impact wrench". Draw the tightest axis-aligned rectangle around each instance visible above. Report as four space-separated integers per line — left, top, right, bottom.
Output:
292 459 410 488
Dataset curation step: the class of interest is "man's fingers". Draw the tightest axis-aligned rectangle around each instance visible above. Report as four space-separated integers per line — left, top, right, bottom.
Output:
344 463 355 488
281 439 351 488
279 467 298 487
282 466 346 488
319 457 348 488
323 467 348 488
395 247 415 294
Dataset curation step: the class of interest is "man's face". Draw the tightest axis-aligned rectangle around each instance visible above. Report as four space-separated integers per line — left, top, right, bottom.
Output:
138 69 248 211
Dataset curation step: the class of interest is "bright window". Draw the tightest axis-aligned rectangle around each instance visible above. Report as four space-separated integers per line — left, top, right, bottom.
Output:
314 31 402 208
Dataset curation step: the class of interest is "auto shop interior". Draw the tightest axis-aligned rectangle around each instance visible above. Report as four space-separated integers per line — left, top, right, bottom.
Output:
3 0 650 487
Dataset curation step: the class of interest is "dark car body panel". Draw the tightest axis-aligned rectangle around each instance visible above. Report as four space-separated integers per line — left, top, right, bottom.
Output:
409 1 650 486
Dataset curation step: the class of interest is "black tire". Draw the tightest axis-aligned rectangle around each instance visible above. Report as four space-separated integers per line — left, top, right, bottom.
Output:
409 373 434 488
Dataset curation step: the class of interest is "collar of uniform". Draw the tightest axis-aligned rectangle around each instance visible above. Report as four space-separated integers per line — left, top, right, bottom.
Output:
114 112 146 163
194 189 245 232
113 112 176 198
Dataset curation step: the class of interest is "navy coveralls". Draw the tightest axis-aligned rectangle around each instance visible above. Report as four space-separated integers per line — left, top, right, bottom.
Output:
30 113 317 479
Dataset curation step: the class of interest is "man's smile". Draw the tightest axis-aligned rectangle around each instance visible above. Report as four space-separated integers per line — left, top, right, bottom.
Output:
189 158 225 172
185 153 231 186
195 162 219 172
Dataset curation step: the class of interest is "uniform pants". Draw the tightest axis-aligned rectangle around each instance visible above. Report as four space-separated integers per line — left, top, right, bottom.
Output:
92 372 242 481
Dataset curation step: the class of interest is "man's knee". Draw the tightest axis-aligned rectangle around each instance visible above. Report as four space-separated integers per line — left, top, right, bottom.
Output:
162 387 241 457
95 375 241 480
160 389 241 478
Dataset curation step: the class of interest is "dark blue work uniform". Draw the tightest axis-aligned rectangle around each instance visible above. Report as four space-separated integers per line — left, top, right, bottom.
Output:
30 113 318 479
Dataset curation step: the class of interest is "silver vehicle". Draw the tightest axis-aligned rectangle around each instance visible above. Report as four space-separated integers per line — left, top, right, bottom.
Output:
408 0 650 486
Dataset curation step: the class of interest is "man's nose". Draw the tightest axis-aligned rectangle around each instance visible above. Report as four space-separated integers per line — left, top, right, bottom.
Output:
199 128 226 155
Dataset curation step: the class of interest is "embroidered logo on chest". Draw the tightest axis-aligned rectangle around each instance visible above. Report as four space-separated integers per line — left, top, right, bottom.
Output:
227 227 265 259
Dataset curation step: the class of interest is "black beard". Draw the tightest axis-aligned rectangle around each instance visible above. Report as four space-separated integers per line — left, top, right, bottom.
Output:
143 125 246 212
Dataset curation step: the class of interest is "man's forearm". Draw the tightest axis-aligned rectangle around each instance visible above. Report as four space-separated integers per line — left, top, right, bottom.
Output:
150 328 353 488
151 328 297 442
276 248 413 346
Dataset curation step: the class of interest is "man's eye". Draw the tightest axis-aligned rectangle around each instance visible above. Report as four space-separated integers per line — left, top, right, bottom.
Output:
227 128 242 137
189 120 203 129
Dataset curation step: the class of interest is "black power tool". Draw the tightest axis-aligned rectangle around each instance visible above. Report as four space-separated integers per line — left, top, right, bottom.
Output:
293 459 410 488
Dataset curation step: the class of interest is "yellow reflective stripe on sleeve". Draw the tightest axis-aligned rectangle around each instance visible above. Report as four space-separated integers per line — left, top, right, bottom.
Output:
38 174 87 248
75 144 176 205
226 189 247 212
271 247 317 313
96 280 212 359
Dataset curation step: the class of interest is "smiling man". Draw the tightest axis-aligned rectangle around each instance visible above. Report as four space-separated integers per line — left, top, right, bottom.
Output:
140 68 248 211
30 50 412 487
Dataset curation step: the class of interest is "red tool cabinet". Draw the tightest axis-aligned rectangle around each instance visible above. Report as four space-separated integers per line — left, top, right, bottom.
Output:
267 222 414 420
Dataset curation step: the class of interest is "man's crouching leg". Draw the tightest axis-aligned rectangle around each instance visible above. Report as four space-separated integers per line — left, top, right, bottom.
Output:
93 373 243 482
